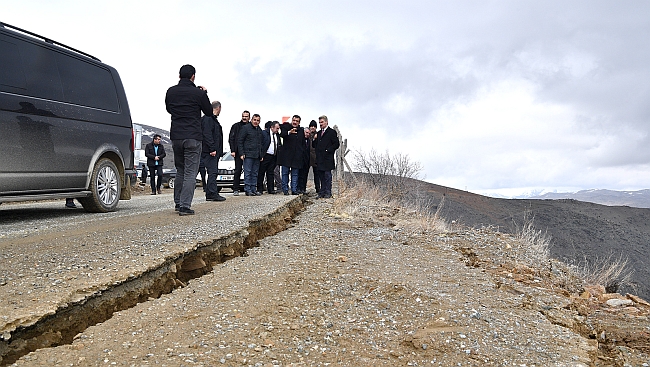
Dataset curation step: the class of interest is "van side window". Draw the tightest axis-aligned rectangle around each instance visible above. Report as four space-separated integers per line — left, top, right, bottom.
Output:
0 39 27 89
14 38 64 101
55 53 120 112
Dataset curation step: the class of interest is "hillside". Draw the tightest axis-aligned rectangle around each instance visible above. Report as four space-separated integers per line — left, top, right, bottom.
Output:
400 179 650 301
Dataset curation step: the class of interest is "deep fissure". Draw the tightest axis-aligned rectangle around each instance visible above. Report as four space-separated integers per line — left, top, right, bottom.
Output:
0 198 305 366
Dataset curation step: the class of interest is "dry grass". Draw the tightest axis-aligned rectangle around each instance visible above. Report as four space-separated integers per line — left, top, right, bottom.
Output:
513 214 551 266
333 180 448 234
573 253 634 293
512 213 633 293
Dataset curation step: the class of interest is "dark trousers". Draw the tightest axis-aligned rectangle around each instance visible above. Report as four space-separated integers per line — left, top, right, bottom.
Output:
297 165 309 193
311 166 321 193
141 165 148 184
318 169 332 197
172 139 201 209
202 152 219 198
148 165 163 193
233 154 243 191
198 157 207 190
258 153 277 192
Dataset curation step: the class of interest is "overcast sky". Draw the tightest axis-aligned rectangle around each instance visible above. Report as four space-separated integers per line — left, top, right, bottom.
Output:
4 0 649 196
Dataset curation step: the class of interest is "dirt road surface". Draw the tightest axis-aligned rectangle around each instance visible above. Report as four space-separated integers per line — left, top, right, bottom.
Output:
1 190 649 366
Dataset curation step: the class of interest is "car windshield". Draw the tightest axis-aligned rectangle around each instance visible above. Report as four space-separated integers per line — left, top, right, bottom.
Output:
220 153 233 161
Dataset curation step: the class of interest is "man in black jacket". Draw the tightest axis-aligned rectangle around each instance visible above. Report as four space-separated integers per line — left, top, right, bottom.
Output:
277 115 305 195
313 115 339 199
144 134 166 195
202 101 225 202
296 128 311 194
237 114 264 196
228 111 250 196
165 64 213 215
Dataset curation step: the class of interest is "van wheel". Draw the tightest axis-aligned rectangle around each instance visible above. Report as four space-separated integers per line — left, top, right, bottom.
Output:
79 158 121 212
167 177 175 189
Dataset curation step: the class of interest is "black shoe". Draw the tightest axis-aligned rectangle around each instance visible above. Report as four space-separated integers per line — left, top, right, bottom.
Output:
178 207 195 216
206 195 226 202
254 191 262 196
157 189 162 195
284 191 289 195
65 200 76 208
151 192 156 195
268 190 276 194
291 192 299 195
175 204 180 211
245 191 252 196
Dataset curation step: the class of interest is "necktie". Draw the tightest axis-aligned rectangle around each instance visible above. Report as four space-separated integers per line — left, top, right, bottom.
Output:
273 134 277 155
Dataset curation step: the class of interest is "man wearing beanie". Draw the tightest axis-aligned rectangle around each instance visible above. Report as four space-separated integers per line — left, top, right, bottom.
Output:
165 64 213 215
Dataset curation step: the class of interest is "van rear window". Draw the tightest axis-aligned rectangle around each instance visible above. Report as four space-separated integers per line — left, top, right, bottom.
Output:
56 53 120 112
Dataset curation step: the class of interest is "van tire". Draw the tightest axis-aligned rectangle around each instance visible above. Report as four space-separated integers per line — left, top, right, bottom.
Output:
167 177 175 189
79 158 121 212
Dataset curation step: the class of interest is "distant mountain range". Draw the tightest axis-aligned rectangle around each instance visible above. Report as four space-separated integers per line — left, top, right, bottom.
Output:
529 189 650 209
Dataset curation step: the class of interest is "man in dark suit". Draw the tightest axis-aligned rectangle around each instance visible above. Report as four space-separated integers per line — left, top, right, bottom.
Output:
296 127 312 194
312 115 339 199
257 121 281 194
145 134 167 195
277 115 305 195
201 101 226 202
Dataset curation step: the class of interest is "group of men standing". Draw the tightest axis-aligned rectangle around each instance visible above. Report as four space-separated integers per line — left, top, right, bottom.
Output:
165 64 339 216
229 113 339 197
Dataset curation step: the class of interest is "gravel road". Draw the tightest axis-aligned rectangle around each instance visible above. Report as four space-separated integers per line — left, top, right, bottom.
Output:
1 190 649 366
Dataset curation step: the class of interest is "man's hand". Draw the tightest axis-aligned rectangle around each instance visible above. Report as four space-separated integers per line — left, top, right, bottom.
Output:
198 86 207 92
154 156 159 161
240 155 245 160
210 151 217 157
231 152 236 158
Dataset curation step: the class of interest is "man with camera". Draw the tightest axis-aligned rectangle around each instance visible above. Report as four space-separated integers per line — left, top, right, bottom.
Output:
165 64 213 215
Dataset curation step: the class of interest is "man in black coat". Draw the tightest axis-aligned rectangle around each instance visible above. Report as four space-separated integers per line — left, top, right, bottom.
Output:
144 134 166 195
237 114 264 196
296 127 312 194
201 101 225 202
165 64 213 215
313 115 339 198
257 121 281 194
276 115 305 195
228 111 250 195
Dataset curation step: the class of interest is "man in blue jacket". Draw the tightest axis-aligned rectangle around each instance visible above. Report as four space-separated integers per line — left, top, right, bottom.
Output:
144 134 166 195
202 101 226 202
165 64 213 215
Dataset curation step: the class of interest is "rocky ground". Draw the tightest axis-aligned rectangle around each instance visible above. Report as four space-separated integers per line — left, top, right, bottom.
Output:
2 186 650 366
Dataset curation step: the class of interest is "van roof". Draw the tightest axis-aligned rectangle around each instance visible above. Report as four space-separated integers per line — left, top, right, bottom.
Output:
0 21 101 62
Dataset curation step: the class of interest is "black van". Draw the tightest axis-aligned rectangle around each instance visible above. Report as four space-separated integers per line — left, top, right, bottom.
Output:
0 22 135 212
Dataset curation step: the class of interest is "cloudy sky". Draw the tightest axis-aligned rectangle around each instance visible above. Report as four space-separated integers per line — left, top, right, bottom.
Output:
4 0 649 196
